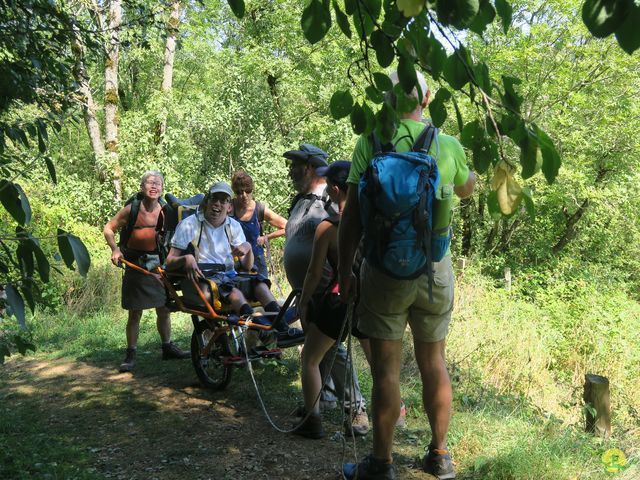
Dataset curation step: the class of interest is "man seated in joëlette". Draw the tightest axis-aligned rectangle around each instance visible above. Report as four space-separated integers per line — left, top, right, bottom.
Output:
164 181 280 320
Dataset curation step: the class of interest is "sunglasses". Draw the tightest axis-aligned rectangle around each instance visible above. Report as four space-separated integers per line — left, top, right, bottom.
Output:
206 194 231 204
234 189 253 195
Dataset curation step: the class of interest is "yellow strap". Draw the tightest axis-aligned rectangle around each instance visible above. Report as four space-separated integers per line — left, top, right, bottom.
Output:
205 279 222 311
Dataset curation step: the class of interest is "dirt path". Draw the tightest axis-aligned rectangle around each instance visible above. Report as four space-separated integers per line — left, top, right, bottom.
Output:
2 357 435 479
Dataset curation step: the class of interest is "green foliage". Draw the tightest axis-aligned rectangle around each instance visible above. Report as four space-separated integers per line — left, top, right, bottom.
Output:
581 0 640 54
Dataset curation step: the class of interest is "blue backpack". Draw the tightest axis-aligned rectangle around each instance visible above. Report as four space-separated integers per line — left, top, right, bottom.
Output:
359 123 449 299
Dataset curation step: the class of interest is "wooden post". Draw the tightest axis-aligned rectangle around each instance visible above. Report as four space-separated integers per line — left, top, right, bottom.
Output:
504 267 512 291
583 373 611 438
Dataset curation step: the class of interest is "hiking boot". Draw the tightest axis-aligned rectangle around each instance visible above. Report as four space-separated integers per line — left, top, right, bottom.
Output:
422 445 455 479
344 409 370 437
343 454 396 480
276 327 305 348
161 341 190 360
395 401 407 428
293 411 325 439
119 348 136 373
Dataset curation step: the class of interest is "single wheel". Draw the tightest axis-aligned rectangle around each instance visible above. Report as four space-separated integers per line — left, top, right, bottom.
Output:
191 327 233 390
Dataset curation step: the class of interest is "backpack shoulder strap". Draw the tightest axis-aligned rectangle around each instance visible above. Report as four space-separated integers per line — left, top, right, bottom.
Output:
369 132 395 155
256 201 265 223
119 193 143 247
256 201 266 236
412 123 438 154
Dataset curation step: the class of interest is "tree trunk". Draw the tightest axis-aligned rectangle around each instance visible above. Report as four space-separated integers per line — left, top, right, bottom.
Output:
552 165 610 255
583 373 611 438
71 22 105 179
105 0 122 202
155 0 181 145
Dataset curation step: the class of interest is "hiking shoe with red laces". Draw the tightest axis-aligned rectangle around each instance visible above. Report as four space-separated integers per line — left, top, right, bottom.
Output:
343 454 396 480
423 445 455 479
119 348 136 373
344 409 370 437
293 411 325 439
161 341 190 360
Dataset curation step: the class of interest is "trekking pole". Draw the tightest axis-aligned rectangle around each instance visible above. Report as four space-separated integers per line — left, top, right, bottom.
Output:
338 301 361 479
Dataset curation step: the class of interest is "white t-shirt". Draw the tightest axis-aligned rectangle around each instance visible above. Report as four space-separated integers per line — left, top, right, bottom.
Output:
171 214 246 270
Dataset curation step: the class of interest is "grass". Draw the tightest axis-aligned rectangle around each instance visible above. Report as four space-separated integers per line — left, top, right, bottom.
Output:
1 259 639 479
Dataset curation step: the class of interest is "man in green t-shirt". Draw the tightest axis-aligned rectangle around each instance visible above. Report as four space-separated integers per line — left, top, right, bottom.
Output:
339 71 475 480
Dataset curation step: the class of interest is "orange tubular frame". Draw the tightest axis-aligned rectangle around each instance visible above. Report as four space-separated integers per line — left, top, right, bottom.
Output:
119 258 272 331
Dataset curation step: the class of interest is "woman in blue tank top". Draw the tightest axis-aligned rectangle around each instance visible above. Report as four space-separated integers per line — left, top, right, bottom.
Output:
230 171 287 277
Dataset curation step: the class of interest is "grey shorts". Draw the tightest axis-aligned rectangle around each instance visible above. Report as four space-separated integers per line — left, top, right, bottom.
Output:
356 256 454 342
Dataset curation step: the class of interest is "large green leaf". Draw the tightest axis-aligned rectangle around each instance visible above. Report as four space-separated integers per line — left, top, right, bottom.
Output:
394 83 419 114
472 138 497 174
429 88 451 127
443 48 471 90
345 0 356 15
397 55 417 94
21 282 36 312
227 0 245 18
519 129 539 180
365 85 384 104
428 37 447 80
451 95 464 133
330 90 354 119
501 75 523 113
495 0 512 34
436 0 480 29
376 103 398 144
534 125 561 184
44 156 57 184
582 0 628 38
16 241 34 278
397 0 425 17
371 29 395 68
0 180 32 226
460 119 481 149
353 0 380 37
469 0 496 35
362 102 376 135
350 102 367 134
373 72 393 91
301 0 332 44
333 0 352 38
5 284 26 329
57 229 91 277
473 61 491 94
614 2 640 54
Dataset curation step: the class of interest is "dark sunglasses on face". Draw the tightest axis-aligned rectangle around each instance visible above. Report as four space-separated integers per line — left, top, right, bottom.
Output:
234 189 252 195
207 194 230 204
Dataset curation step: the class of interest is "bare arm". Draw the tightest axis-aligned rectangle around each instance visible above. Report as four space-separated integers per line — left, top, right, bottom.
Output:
299 222 334 325
337 184 362 302
232 242 254 271
165 247 202 281
454 171 476 199
257 207 287 246
103 205 131 266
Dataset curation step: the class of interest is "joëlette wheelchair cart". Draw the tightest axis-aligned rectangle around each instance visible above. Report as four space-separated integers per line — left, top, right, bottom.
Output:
119 192 302 390
122 258 301 390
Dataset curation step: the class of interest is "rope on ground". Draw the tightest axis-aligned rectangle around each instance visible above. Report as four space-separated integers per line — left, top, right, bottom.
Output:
338 301 361 479
240 308 348 435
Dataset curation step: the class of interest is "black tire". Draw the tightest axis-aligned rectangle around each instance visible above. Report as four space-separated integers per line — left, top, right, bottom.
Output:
191 327 233 390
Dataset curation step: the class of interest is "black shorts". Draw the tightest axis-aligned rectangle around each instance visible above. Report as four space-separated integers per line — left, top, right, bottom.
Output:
181 272 271 307
309 292 367 341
